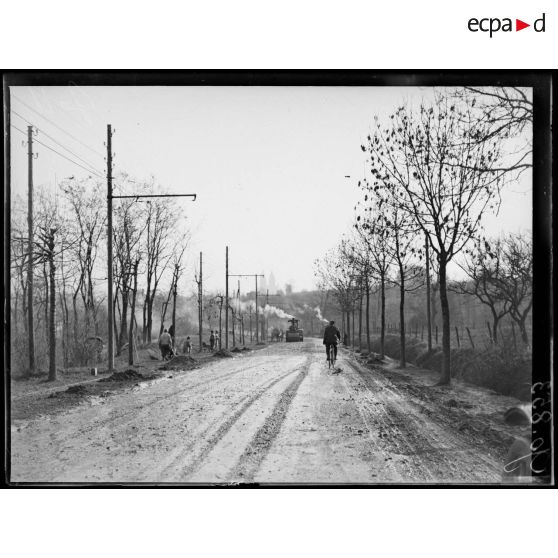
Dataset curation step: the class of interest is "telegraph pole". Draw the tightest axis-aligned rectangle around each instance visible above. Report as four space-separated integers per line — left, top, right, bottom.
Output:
27 126 35 374
225 246 229 349
229 273 264 343
255 275 261 343
107 125 114 371
238 280 244 345
265 289 269 341
105 123 196 366
171 263 178 345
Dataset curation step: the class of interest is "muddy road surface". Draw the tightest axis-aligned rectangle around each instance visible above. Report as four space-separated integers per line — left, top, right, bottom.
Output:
11 339 511 483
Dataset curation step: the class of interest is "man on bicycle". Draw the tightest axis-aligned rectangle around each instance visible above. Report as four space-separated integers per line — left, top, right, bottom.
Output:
323 320 341 362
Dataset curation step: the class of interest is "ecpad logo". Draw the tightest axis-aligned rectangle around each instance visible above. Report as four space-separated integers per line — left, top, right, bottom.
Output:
468 13 546 37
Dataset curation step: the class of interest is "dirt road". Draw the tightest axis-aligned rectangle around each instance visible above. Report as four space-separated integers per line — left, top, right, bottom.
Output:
11 339 517 484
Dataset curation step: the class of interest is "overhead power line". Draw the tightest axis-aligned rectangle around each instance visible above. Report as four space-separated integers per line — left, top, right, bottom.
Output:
11 124 104 179
11 94 105 159
12 110 105 177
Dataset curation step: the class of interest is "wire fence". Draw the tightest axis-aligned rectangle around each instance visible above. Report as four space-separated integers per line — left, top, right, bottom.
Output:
349 319 532 351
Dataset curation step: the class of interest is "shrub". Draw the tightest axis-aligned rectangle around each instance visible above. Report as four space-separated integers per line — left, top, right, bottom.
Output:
371 334 531 400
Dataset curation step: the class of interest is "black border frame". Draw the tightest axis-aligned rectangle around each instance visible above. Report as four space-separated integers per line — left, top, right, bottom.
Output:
2 71 554 488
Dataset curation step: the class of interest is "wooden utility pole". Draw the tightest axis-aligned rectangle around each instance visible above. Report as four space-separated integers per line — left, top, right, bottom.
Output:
265 289 269 341
46 228 56 381
106 124 115 372
238 281 244 345
104 129 196 361
225 246 229 349
255 275 261 343
171 263 178 345
229 273 264 343
27 126 36 375
249 306 253 342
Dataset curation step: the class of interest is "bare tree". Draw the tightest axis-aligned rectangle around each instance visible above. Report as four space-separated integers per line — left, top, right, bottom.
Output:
454 86 532 176
494 233 532 346
355 203 392 359
141 193 180 344
32 189 74 381
60 178 106 339
10 201 29 346
454 237 510 344
112 195 146 354
358 183 423 367
158 238 189 342
36 226 58 380
362 93 507 384
128 257 140 365
314 240 359 345
342 231 374 352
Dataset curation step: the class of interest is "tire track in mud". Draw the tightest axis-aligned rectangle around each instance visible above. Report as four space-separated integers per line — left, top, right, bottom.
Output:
40 355 289 440
345 359 501 482
347 360 477 481
230 361 309 482
378 373 512 468
178 364 308 481
355 363 504 476
11 355 297 481
343 361 436 481
337 373 408 481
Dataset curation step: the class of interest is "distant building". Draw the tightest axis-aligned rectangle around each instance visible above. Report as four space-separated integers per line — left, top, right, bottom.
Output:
268 272 277 295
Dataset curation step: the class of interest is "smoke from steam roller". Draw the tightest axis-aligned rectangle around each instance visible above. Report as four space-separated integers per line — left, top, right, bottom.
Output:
260 304 294 319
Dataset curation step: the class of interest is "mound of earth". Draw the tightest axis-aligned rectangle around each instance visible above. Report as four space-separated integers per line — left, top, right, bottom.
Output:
213 349 233 358
159 355 198 371
65 385 88 396
367 354 384 364
99 369 147 382
147 349 161 361
231 347 242 353
241 347 251 351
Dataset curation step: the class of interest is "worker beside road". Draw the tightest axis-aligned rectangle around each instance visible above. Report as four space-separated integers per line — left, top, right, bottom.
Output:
159 328 173 360
323 320 341 362
183 336 192 355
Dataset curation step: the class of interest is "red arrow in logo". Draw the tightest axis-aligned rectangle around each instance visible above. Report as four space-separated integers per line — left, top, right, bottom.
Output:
516 19 530 31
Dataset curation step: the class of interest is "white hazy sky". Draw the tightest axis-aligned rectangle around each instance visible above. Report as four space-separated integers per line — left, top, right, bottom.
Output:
9 86 532 292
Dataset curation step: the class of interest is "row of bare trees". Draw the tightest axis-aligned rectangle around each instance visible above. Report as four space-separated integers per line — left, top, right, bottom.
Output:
315 87 533 385
10 174 190 379
456 234 532 346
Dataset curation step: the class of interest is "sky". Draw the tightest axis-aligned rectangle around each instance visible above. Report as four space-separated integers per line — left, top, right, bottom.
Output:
9 85 532 293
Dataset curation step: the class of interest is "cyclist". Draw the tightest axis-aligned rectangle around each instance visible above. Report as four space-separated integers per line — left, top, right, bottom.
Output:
323 320 341 363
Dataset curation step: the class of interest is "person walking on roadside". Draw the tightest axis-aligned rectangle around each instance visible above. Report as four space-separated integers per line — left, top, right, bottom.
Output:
323 320 341 363
183 336 192 355
214 330 220 349
159 328 173 360
209 330 215 351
